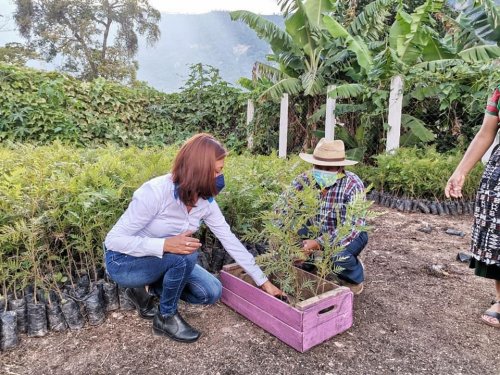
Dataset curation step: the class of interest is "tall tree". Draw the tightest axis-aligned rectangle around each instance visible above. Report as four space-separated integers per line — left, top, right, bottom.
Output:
13 0 161 83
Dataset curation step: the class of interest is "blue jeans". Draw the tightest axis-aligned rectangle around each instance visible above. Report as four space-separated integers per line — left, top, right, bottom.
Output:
154 264 222 306
334 232 368 284
105 250 222 316
299 227 368 285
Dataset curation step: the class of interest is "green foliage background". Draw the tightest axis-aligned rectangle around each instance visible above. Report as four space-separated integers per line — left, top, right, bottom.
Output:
0 63 249 150
355 147 484 200
1 62 499 158
0 142 484 295
0 143 305 294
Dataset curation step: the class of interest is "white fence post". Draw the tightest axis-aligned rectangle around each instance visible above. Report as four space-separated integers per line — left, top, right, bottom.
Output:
386 75 404 153
279 94 289 158
325 85 336 141
246 99 255 150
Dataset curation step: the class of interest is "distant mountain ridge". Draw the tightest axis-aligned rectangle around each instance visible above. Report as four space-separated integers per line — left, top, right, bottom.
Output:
0 8 282 92
136 12 283 92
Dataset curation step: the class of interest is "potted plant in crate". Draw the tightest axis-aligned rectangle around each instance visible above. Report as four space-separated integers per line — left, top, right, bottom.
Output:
220 171 375 352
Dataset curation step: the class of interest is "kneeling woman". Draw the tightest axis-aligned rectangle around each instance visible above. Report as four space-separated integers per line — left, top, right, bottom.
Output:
105 133 282 343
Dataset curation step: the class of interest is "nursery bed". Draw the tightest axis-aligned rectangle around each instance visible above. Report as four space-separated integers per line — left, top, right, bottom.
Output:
1 206 499 375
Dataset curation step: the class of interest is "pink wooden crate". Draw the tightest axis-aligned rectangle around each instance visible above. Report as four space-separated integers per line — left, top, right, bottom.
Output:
220 263 353 352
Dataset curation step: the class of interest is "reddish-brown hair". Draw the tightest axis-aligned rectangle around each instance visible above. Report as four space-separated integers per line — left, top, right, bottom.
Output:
172 133 227 206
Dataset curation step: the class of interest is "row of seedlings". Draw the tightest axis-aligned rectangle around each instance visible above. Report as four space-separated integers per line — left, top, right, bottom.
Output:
0 222 136 351
0 272 135 351
1 238 269 351
367 190 475 215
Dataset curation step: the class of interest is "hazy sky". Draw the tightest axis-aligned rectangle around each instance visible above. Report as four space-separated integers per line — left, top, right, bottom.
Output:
0 0 281 17
0 0 281 36
148 0 280 14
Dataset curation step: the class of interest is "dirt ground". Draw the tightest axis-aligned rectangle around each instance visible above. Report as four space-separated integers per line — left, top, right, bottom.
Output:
2 205 500 375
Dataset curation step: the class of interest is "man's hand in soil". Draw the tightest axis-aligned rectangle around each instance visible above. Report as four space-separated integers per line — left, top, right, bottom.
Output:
293 239 321 266
302 239 320 256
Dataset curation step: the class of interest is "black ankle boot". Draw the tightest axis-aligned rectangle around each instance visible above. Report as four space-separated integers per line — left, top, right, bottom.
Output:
152 311 201 343
125 287 158 319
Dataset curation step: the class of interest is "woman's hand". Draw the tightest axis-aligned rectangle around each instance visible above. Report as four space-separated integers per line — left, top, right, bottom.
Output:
260 280 285 297
444 114 498 199
163 231 201 254
445 172 465 198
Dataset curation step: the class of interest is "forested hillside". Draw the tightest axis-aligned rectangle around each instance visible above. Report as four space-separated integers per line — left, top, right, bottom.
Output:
0 8 282 92
136 12 283 91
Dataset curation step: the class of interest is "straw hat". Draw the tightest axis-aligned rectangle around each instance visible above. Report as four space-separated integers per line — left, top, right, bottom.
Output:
299 139 358 166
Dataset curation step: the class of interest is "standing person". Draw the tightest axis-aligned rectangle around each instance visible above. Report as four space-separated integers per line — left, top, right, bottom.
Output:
445 85 500 329
104 133 283 343
284 138 368 295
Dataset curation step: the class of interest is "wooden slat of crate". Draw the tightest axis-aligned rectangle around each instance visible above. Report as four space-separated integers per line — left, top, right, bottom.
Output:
301 290 353 331
220 270 303 329
301 308 353 352
221 287 304 352
221 263 352 317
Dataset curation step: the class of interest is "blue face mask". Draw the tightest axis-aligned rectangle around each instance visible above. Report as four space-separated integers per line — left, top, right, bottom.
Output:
313 169 338 188
215 174 225 194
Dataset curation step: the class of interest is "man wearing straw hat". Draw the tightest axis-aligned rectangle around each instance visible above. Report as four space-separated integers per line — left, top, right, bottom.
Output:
294 138 368 295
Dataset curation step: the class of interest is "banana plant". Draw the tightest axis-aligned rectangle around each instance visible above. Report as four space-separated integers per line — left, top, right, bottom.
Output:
231 0 334 99
354 0 498 151
233 0 498 156
356 0 500 80
230 0 395 100
231 0 395 150
452 0 499 47
409 0 500 70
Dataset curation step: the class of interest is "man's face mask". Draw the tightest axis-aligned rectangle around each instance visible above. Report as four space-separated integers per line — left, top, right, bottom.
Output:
313 169 338 188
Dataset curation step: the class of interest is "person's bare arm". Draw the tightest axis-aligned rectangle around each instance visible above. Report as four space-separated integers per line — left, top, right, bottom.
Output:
445 114 499 198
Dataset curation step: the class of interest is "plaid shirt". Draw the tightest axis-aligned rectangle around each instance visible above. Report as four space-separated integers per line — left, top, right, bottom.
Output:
292 170 366 247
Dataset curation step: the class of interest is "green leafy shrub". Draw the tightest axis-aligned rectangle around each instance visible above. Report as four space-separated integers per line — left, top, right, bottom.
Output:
0 142 306 296
0 63 250 151
353 147 485 200
1 61 497 160
402 63 499 153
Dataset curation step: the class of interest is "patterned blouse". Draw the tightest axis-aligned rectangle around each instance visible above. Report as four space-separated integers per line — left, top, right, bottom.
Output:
470 86 500 265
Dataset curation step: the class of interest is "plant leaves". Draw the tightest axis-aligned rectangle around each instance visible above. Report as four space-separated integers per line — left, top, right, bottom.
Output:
401 114 436 142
